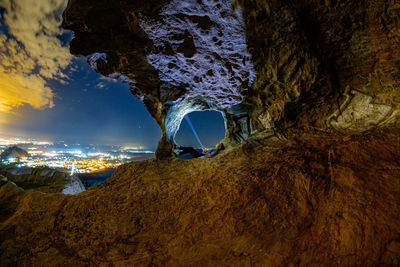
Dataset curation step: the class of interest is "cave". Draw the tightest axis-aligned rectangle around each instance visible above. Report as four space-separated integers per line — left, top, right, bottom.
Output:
1 0 400 266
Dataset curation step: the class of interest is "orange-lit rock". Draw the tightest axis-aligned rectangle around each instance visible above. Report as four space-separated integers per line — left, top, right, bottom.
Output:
1 133 399 265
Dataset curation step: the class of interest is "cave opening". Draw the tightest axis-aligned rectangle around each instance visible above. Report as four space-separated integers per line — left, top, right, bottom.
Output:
173 110 226 159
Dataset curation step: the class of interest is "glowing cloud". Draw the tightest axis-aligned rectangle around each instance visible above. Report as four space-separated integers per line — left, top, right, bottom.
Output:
0 0 72 113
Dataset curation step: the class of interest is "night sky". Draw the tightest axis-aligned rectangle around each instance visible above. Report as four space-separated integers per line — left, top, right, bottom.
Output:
0 0 225 150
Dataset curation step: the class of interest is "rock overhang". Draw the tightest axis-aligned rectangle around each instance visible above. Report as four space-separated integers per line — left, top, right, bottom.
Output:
139 0 257 143
63 0 259 155
63 0 400 158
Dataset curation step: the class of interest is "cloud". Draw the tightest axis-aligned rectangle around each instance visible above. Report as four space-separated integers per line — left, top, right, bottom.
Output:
0 0 72 113
99 76 118 83
96 82 107 90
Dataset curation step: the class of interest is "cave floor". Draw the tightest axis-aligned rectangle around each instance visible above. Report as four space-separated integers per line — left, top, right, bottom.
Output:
1 132 400 266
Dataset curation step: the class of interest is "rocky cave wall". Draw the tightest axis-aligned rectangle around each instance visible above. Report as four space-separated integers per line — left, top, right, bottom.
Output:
62 0 400 157
239 0 400 132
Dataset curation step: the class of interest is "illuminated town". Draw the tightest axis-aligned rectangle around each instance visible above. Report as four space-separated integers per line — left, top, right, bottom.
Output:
0 136 154 174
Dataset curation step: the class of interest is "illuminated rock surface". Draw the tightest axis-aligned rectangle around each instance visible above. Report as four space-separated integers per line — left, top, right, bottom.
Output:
1 0 400 265
1 134 400 265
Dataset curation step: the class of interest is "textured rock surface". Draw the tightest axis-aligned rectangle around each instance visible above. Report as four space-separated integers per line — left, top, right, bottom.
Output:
0 166 85 194
239 0 400 132
327 90 396 133
0 134 399 266
62 0 400 157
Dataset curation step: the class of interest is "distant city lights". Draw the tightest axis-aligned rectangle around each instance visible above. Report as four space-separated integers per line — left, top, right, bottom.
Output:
0 136 154 173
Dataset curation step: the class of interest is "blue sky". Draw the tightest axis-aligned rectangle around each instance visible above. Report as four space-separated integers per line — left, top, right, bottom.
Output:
3 58 162 147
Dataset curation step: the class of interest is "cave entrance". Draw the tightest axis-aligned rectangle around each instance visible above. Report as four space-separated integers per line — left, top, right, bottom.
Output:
174 110 225 159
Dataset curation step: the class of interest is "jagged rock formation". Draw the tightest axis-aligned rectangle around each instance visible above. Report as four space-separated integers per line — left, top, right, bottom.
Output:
0 133 399 265
0 166 85 194
0 146 29 160
62 0 400 157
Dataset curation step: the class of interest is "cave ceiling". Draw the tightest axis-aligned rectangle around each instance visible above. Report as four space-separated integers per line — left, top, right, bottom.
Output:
63 0 400 157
